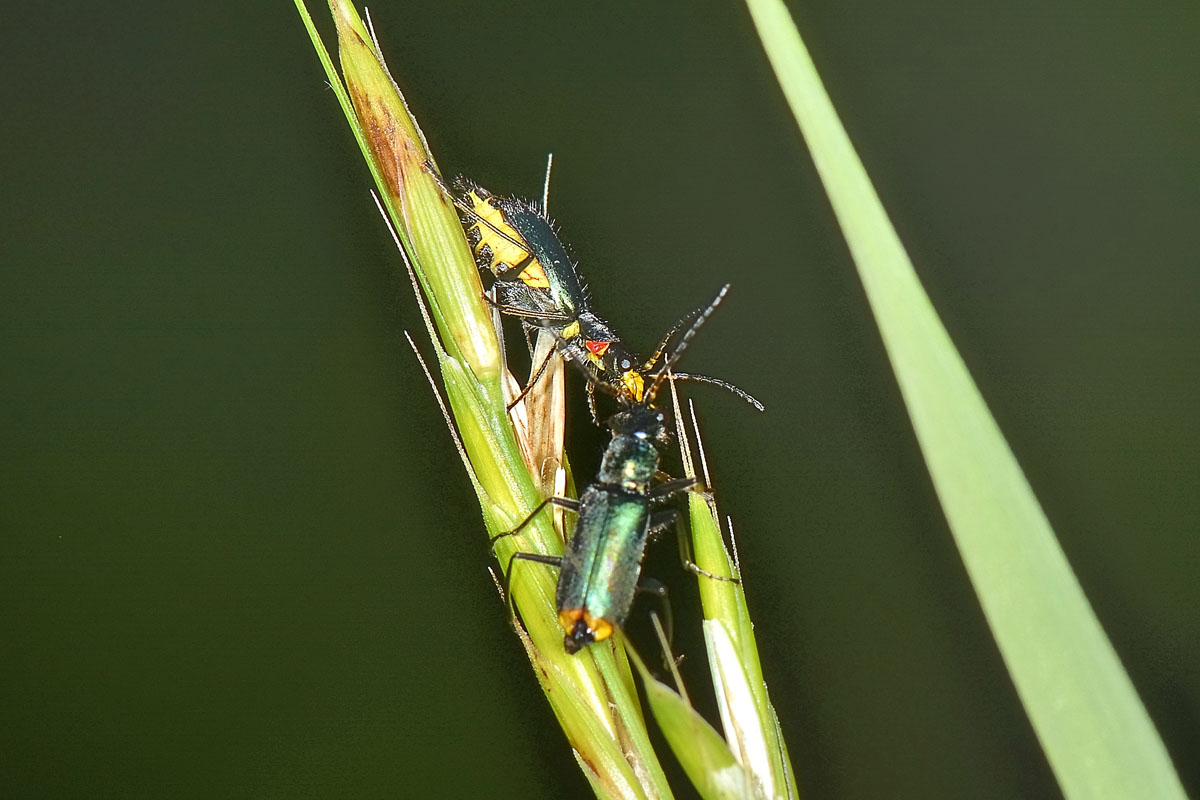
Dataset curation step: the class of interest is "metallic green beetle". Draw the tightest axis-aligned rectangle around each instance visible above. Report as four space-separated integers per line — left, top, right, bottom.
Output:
495 285 746 653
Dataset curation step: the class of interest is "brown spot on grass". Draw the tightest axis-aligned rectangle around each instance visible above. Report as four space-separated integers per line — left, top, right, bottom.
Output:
346 84 399 197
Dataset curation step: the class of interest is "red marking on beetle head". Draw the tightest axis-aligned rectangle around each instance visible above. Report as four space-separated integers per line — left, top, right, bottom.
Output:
585 340 612 357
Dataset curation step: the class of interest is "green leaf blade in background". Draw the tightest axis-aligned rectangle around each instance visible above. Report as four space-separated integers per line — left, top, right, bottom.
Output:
744 0 1188 798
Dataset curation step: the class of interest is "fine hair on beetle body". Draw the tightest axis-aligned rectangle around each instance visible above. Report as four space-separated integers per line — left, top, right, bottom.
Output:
424 161 764 423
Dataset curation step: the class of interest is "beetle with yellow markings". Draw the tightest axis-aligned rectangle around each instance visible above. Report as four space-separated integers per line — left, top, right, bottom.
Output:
428 164 763 420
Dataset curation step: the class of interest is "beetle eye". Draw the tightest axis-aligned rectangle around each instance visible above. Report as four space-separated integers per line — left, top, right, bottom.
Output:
620 358 632 370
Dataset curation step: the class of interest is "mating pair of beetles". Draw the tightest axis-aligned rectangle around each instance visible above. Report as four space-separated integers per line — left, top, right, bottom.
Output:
430 163 762 654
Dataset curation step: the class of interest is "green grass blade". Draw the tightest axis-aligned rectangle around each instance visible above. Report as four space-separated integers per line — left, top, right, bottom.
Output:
293 3 676 797
626 636 764 800
672 395 797 800
744 1 1187 798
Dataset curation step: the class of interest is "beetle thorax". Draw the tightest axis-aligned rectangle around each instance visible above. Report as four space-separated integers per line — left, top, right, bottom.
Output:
596 434 659 492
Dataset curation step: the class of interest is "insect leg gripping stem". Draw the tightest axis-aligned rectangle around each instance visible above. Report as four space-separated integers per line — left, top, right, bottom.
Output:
501 551 564 625
490 496 579 623
488 495 581 554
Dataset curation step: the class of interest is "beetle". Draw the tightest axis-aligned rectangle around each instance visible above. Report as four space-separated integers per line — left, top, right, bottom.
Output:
493 285 741 653
427 163 763 420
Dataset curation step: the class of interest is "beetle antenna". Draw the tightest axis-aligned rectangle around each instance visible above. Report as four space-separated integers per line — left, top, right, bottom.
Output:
668 372 763 410
646 284 730 401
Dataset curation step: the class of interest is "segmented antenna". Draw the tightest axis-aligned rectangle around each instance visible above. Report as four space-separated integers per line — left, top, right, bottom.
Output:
645 284 730 401
670 372 764 411
637 294 763 410
640 306 704 374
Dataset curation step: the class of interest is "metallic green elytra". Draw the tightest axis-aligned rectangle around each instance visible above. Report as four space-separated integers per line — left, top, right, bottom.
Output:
494 286 747 654
554 405 677 652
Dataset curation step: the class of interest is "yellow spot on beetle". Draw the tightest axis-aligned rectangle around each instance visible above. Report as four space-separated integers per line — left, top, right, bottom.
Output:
518 263 550 289
466 191 531 274
620 370 645 402
585 341 612 369
558 608 614 643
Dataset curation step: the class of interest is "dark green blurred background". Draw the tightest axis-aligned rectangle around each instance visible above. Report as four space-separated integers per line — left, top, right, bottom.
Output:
3 1 1197 797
